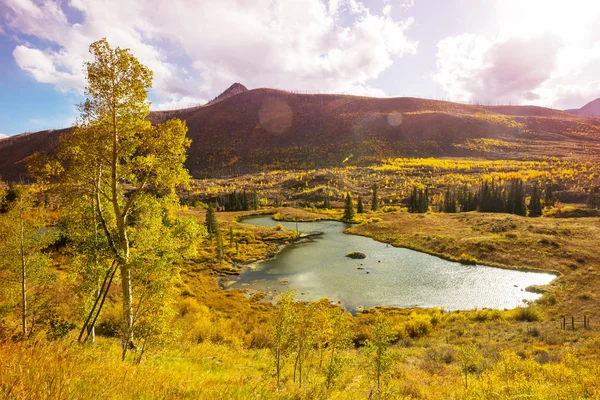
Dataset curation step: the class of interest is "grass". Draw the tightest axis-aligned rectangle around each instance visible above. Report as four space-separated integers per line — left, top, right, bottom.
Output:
347 211 600 323
4 156 600 398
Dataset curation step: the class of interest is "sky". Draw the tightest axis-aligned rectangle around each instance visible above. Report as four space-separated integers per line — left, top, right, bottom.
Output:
1 0 600 137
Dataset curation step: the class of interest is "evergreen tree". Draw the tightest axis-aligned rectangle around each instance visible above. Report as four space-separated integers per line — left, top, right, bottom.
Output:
422 187 429 212
322 193 331 209
505 179 526 215
205 204 218 238
408 186 429 213
229 226 234 248
252 189 259 210
357 196 364 214
342 193 355 221
216 228 224 264
408 187 417 213
478 181 491 212
588 187 600 209
242 190 249 211
514 179 526 216
371 185 379 211
528 182 542 217
544 184 555 207
443 188 457 213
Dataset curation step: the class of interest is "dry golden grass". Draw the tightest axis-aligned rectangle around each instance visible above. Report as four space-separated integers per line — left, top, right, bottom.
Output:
348 211 600 323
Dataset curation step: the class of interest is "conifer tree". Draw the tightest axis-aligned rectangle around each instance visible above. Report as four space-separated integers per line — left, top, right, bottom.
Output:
342 193 355 221
443 188 457 213
242 189 249 211
357 196 364 214
544 184 555 207
589 188 600 209
514 179 526 216
205 204 218 239
422 187 429 212
322 193 331 209
528 182 542 217
371 185 379 211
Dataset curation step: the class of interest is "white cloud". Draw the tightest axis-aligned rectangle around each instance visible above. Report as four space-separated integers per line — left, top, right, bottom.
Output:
433 1 600 108
13 45 85 91
434 34 561 105
152 96 207 111
2 0 417 108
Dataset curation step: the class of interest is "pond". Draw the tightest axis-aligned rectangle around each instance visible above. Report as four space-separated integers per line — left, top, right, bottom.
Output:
228 215 556 313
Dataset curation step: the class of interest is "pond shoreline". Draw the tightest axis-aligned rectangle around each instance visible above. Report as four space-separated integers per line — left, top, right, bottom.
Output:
223 213 557 312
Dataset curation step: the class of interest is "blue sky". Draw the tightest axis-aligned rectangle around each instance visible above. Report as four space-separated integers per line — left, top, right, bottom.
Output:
1 0 600 137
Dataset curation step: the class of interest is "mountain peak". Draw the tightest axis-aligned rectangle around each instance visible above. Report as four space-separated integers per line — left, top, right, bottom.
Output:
566 97 600 117
207 82 248 105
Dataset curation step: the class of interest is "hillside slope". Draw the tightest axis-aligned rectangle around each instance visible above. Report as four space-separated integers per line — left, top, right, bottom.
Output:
2 88 600 180
566 98 600 117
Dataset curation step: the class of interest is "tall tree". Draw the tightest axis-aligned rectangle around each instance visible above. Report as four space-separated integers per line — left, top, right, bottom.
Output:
363 313 396 393
408 186 429 213
342 193 355 221
371 185 379 211
269 291 298 389
205 204 218 239
357 196 364 214
544 183 555 207
54 39 190 352
0 187 54 338
528 182 542 217
443 188 457 213
322 193 331 209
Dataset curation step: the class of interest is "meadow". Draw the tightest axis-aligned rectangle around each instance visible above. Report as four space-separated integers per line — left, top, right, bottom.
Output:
2 157 600 399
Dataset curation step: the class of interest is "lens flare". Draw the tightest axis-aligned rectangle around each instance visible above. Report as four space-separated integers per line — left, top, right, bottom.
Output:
258 99 293 134
387 111 403 127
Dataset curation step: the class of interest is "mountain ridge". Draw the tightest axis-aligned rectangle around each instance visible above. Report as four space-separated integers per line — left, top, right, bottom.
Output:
566 98 600 117
2 87 600 181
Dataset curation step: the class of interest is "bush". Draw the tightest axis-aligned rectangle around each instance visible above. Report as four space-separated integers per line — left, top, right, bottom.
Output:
472 309 503 322
458 253 477 265
513 305 542 322
404 316 432 338
427 346 455 364
46 317 75 341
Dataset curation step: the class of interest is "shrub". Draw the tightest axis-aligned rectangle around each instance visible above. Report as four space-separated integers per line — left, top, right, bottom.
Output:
513 305 542 322
472 309 503 322
404 316 432 338
458 253 477 265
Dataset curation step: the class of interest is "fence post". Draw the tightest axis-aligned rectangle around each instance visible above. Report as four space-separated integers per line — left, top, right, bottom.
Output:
584 314 587 329
572 316 575 330
562 316 566 330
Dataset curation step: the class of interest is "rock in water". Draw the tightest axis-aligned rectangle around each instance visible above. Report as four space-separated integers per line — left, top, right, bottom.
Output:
346 251 366 259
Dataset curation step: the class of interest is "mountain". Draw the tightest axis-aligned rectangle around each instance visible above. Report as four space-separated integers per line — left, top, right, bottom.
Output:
206 82 248 105
566 98 600 117
2 86 600 181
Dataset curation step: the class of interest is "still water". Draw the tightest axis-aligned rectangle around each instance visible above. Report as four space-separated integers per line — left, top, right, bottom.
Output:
229 215 556 312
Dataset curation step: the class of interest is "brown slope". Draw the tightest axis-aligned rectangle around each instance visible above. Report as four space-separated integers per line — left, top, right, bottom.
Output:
567 98 600 117
2 88 600 181
0 128 68 182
